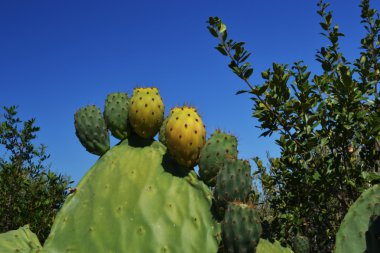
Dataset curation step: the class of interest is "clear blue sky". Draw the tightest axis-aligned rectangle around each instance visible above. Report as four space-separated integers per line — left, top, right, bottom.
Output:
1 0 379 185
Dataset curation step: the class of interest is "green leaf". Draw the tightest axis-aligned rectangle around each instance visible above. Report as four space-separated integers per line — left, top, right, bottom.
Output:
215 45 227 56
261 70 270 80
244 68 253 79
319 22 329 30
219 23 227 33
236 90 248 95
312 171 321 181
207 27 218 38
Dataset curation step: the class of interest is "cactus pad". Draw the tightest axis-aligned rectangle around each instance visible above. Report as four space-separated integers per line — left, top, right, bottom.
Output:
42 140 220 252
222 202 262 253
165 106 206 168
104 92 131 140
334 184 380 253
292 235 310 253
199 129 238 186
74 105 110 155
214 158 252 218
256 239 294 253
0 225 41 253
365 214 380 253
128 87 164 139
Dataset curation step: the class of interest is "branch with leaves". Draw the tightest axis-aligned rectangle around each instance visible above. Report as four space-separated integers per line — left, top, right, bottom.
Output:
207 17 304 148
207 0 380 252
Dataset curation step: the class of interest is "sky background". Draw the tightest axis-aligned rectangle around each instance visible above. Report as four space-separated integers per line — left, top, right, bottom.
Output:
1 0 379 185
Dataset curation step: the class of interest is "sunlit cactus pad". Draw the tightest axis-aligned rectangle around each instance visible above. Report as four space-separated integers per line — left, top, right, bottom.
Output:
256 239 294 253
0 225 41 253
42 140 220 252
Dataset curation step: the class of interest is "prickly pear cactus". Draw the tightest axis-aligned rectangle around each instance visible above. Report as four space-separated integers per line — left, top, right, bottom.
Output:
334 184 380 253
292 235 310 253
104 92 131 140
165 106 206 168
214 158 252 218
128 87 164 139
365 214 380 253
221 202 262 253
74 105 110 155
256 239 294 253
199 129 238 186
42 139 220 252
0 225 41 253
159 116 169 145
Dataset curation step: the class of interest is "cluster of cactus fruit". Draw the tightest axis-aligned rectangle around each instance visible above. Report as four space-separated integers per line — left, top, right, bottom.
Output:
0 86 379 252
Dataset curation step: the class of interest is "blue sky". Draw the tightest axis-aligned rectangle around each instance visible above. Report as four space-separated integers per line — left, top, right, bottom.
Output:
1 0 379 185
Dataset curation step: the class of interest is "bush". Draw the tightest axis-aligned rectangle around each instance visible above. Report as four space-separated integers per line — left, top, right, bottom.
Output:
0 106 72 243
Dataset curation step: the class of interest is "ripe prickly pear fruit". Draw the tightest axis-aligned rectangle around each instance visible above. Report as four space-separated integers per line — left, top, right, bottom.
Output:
292 235 310 253
42 140 220 253
128 87 164 139
199 129 238 186
222 201 262 253
214 158 252 218
104 92 130 140
334 184 380 253
74 105 110 155
165 106 206 168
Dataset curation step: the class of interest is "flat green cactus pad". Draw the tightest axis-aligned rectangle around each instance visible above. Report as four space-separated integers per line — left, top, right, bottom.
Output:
0 225 42 253
334 184 380 253
256 239 294 253
42 140 220 252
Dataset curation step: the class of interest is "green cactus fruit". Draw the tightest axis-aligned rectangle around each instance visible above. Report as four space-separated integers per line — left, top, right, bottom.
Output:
256 239 294 253
165 106 206 168
334 184 380 253
0 225 42 253
128 87 164 139
292 235 310 253
199 129 238 186
158 116 169 145
42 140 220 252
74 105 110 155
104 92 131 140
214 158 252 218
365 214 380 253
222 201 262 253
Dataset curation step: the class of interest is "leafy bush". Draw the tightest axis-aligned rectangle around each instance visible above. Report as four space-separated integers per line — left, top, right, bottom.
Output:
207 0 380 252
0 106 72 243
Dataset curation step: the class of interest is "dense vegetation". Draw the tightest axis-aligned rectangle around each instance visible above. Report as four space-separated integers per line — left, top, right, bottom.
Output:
0 106 71 243
207 0 380 252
